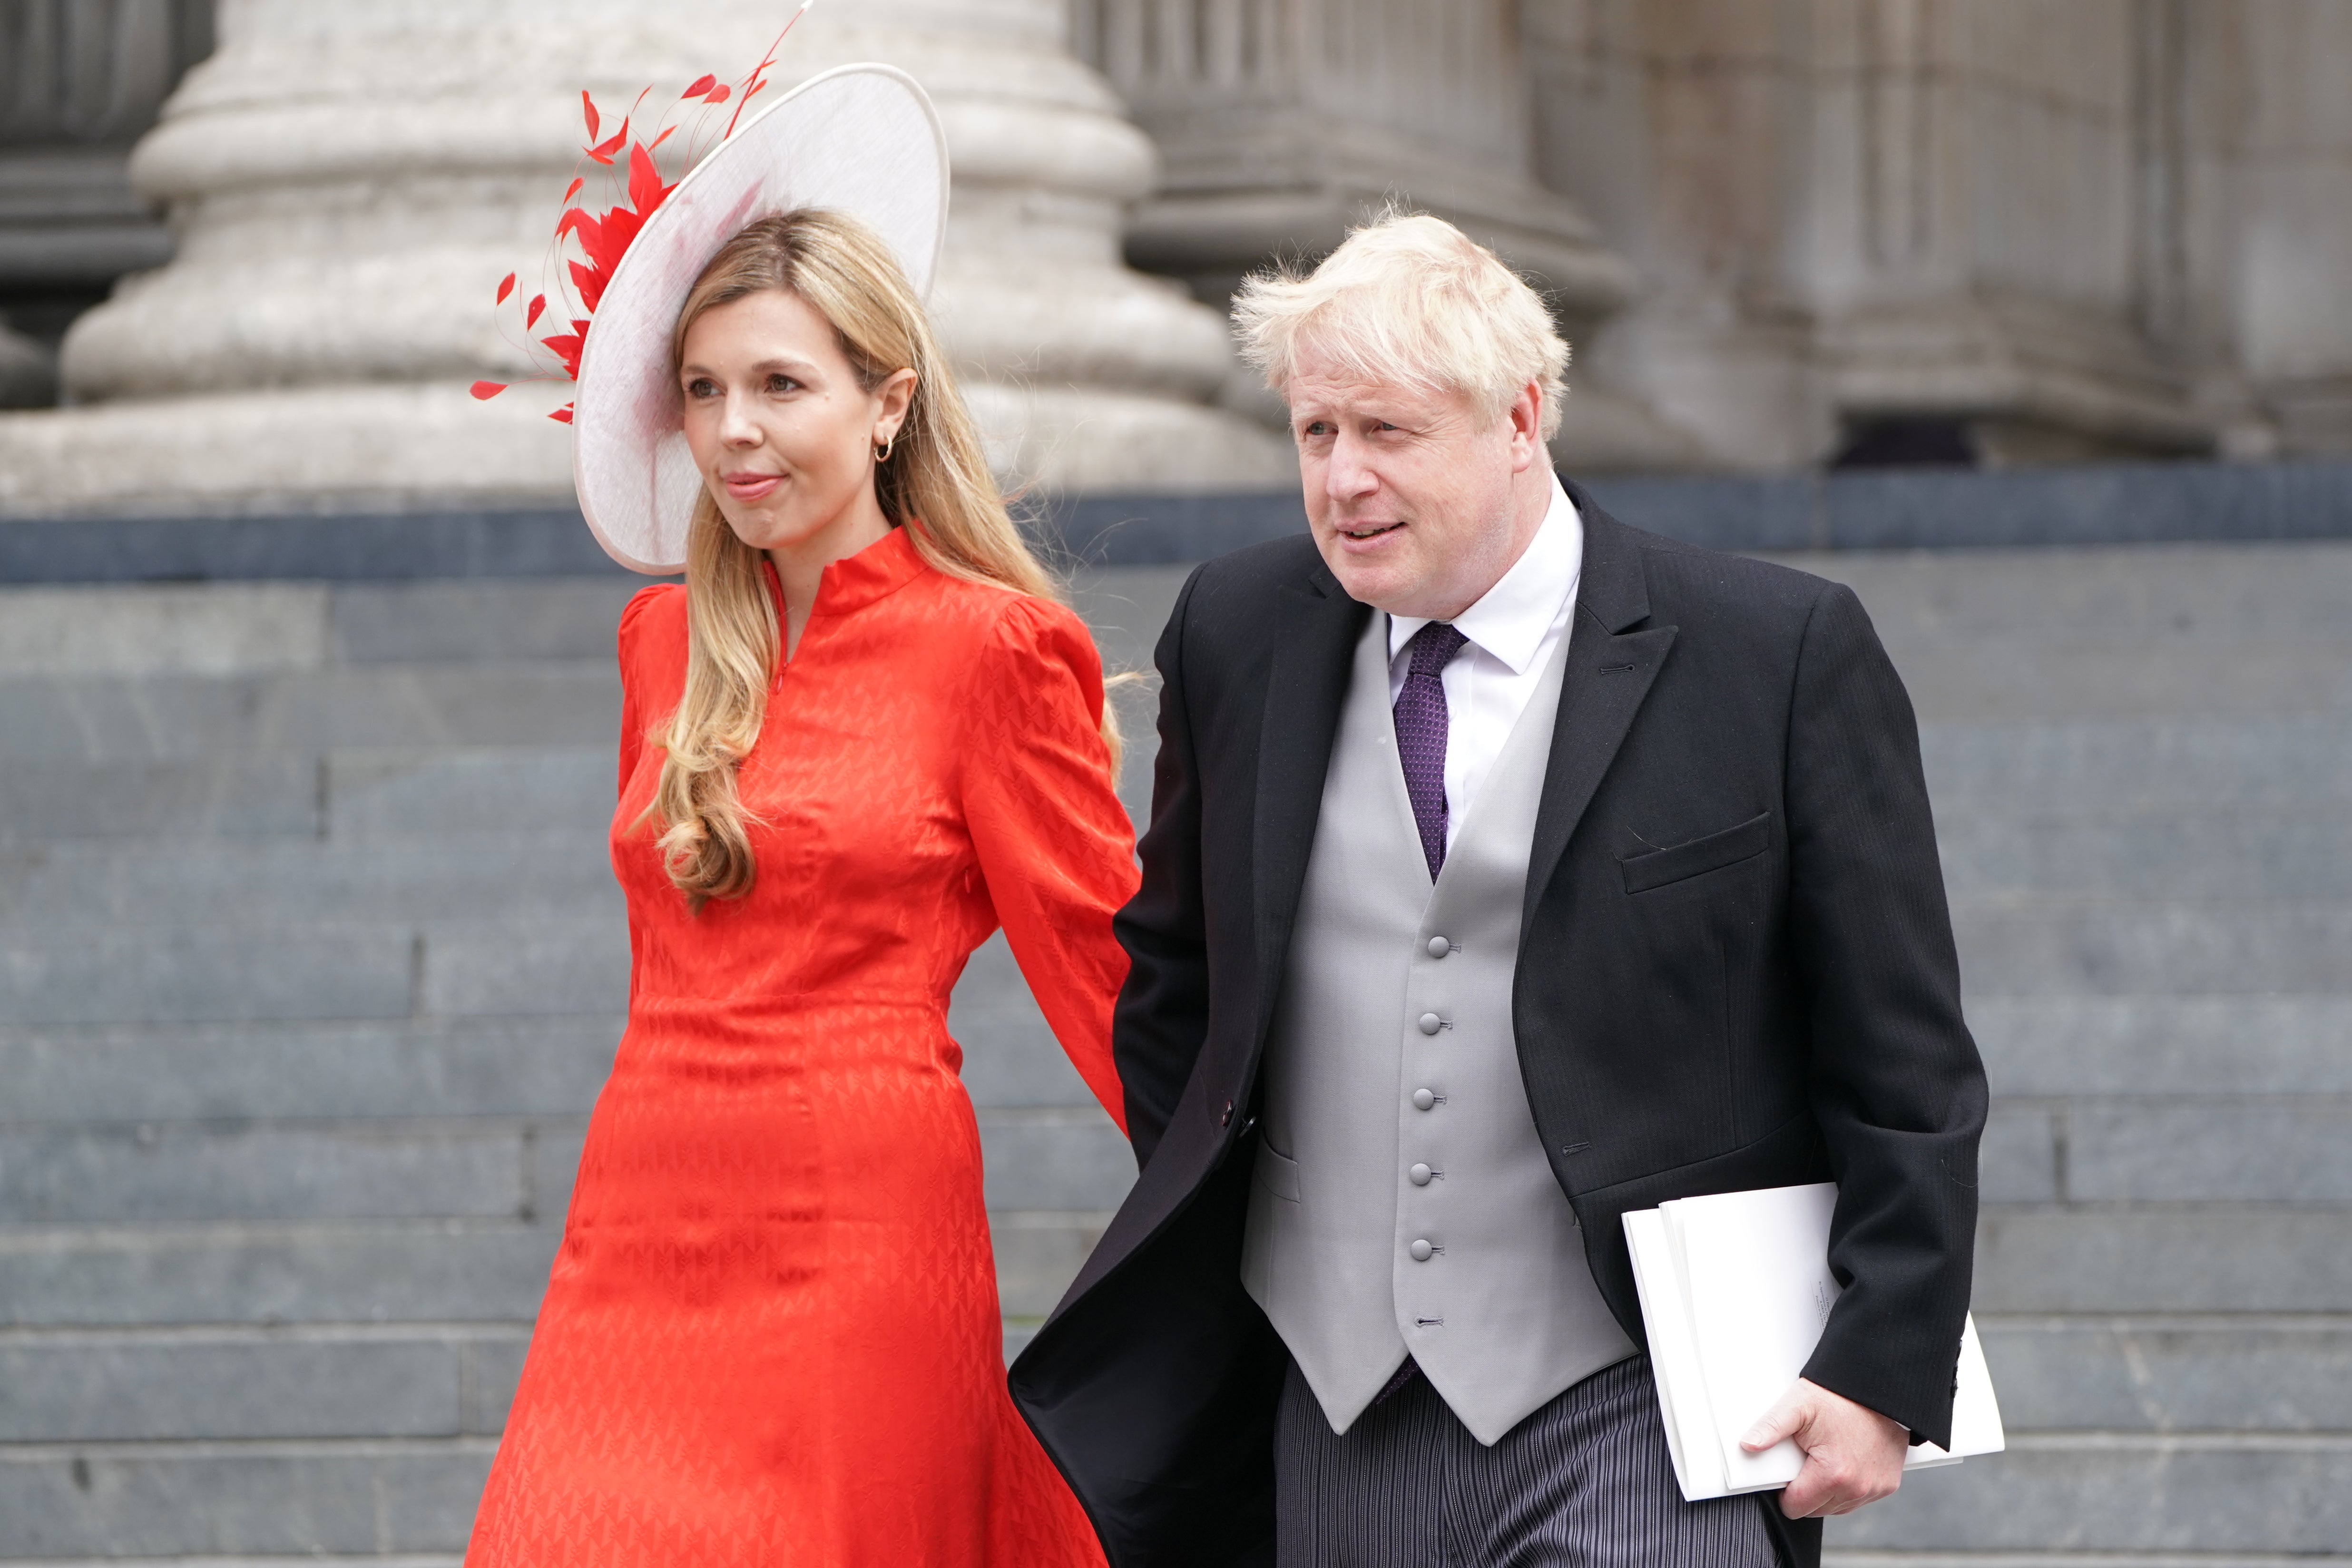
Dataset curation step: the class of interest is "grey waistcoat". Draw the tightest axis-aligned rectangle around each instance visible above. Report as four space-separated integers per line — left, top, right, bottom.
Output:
1241 609 1636 1446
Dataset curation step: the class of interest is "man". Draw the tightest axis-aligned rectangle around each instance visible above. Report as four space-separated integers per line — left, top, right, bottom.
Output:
1010 214 1986 1568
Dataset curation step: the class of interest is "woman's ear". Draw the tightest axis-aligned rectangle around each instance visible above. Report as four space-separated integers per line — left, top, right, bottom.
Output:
875 367 919 444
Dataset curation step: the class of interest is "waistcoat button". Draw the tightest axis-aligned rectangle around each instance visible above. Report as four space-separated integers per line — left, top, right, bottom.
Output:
1427 936 1451 958
1409 1239 1435 1262
1417 1012 1442 1036
1411 1088 1436 1111
1408 1163 1432 1186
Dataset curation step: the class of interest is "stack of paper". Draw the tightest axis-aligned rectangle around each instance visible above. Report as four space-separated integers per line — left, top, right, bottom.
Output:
1622 1182 2004 1502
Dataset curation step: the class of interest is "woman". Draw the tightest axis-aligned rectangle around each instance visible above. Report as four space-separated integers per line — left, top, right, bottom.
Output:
463 199 1137 1564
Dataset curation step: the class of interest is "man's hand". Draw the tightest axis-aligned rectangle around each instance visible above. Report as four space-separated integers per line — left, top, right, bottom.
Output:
1740 1378 1908 1519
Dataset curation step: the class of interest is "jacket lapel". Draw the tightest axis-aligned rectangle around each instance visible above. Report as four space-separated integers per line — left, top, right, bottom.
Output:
1253 562 1371 1049
1523 497 1676 930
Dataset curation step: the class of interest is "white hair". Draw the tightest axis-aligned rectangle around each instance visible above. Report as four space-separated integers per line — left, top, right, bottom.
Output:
1231 210 1570 439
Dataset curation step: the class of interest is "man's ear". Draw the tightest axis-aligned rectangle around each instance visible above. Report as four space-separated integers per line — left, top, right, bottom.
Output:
1509 380 1546 471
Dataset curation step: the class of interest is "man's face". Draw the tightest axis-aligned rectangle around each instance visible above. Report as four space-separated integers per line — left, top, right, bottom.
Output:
1288 341 1541 619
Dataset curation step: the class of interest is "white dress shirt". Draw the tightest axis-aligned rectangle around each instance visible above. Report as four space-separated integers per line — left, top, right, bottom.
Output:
1387 474 1583 854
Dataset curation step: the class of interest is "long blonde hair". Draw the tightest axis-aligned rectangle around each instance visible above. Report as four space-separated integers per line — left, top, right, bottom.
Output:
648 210 1116 911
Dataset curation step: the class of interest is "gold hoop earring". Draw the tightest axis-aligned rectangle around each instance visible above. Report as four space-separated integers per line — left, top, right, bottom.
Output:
873 432 895 464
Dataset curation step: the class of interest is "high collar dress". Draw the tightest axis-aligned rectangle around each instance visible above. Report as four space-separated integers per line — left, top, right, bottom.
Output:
465 526 1136 1566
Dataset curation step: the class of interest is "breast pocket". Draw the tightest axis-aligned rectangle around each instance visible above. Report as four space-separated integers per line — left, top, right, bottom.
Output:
1618 812 1771 894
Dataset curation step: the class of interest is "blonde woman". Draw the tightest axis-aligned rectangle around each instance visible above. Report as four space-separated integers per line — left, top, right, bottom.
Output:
464 188 1136 1565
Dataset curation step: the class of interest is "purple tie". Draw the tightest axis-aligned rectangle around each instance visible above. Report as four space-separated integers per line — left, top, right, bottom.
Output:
1394 620 1468 881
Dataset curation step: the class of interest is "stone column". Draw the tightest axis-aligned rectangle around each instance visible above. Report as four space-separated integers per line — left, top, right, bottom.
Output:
1078 0 1702 472
2213 0 2352 455
0 0 214 409
0 0 1290 518
1529 0 2229 468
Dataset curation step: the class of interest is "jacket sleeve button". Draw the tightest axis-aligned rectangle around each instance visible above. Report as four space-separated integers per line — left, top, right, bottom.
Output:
1219 1100 1234 1127
1418 1013 1443 1036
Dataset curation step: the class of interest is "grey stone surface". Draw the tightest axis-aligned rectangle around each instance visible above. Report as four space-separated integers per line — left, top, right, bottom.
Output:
0 666 618 764
1969 996 2352 1096
0 754 320 843
415 917 630 1018
0 1333 480 1441
1918 719 2352 815
0 1017 621 1123
1974 1208 2352 1313
1826 1434 2352 1553
0 1126 532 1224
976 1109 1137 1212
951 934 1101 1109
0 836 616 926
0 1441 494 1556
0 1224 562 1327
2 541 2348 1563
1937 811 2352 900
0 924 415 1026
1977 1106 2060 1205
990 1211 1116 1320
2064 1099 2352 1202
1979 1317 2352 1433
0 585 330 678
1951 899 2352 995
326 749 614 838
331 580 641 666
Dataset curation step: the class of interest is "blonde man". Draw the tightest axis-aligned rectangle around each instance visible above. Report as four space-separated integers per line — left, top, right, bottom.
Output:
1010 214 1985 1568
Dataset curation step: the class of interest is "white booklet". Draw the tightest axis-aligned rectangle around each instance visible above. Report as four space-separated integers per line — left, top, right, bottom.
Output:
1622 1181 2004 1502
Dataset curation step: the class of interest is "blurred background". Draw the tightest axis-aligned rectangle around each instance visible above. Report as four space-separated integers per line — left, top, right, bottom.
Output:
1 1 2349 1561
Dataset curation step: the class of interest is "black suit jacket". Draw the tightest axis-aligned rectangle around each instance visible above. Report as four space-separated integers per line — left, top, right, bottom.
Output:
1009 490 1988 1568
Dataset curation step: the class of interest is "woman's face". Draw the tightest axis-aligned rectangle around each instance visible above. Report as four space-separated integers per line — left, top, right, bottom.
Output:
677 287 914 556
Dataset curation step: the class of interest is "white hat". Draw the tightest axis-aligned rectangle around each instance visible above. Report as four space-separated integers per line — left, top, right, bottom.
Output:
570 64 949 575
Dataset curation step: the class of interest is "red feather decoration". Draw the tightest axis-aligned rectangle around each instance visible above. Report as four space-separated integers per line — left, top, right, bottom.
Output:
684 73 717 99
581 91 600 140
550 404 575 424
470 380 508 400
525 294 546 329
494 273 515 305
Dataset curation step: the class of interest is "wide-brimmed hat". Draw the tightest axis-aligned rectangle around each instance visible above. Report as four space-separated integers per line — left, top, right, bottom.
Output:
571 64 949 575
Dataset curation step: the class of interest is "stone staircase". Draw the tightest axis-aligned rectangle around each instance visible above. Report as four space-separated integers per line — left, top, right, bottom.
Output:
1802 543 2352 1567
0 541 2345 1562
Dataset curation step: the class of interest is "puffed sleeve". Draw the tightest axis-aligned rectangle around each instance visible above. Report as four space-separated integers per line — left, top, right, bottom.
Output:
958 596 1140 1134
614 584 684 800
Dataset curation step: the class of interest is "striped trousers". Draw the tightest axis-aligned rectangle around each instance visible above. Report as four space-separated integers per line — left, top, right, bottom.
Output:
1274 1356 1779 1567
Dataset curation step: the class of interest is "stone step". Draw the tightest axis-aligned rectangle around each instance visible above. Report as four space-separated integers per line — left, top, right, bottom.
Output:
1780 543 2352 645
1969 995 2352 1096
1979 1315 2352 1434
1823 1432 2352 1555
0 1439 494 1558
1937 811 2352 900
0 916 637 1026
1974 1206 2352 1314
0 1017 625 1124
0 1327 526 1442
1984 1098 2352 1205
9 1312 2335 1450
328 579 640 666
0 1111 1121 1228
0 1209 1098 1331
0 754 322 844
1886 639 2352 725
0 1124 577 1226
323 747 613 838
0 835 617 928
1918 718 2352 814
0 665 618 764
0 984 1088 1126
1950 898 2352 995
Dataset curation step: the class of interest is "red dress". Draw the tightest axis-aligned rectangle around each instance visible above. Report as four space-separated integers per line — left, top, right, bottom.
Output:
466 526 1135 1566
